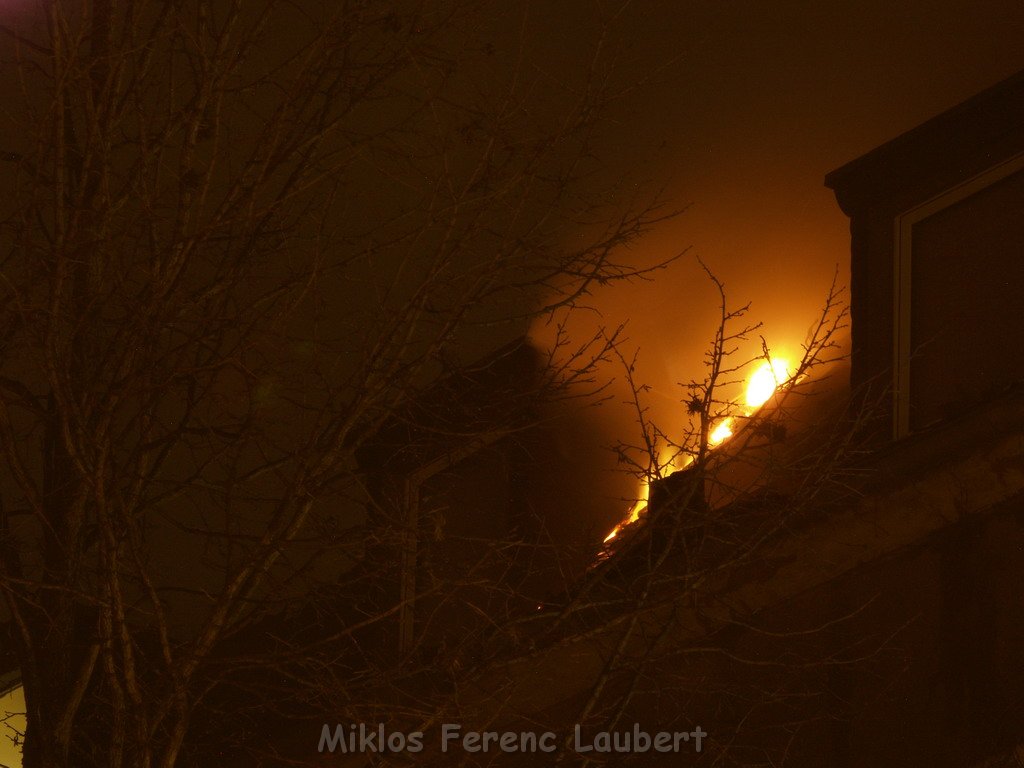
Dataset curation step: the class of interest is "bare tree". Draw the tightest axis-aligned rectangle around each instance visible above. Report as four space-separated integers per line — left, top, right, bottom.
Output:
282 270 878 768
543 269 862 766
0 3 676 767
340 268 867 766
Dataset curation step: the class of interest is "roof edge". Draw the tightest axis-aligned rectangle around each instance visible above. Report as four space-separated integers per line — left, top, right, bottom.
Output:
825 68 1024 210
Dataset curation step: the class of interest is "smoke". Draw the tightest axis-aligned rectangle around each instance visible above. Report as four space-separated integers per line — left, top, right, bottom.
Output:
519 0 1024 489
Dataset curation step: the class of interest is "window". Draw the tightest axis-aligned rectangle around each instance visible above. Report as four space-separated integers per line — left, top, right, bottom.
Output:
892 152 1024 437
0 677 24 768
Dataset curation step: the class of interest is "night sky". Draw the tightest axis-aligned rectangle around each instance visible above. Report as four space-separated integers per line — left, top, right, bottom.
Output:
529 0 1024 402
4 0 1021 398
0 1 1020 524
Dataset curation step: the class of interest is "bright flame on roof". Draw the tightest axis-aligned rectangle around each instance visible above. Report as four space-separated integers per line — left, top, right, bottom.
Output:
745 359 791 408
708 418 734 445
605 497 646 543
603 446 691 544
601 355 793 546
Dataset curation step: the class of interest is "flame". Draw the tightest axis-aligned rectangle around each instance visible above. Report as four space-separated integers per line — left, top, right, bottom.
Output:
602 356 791 546
604 497 646 543
708 418 734 445
745 359 791 408
603 446 692 543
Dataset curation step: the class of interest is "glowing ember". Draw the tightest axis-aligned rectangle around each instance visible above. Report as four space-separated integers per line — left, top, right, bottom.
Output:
744 359 791 408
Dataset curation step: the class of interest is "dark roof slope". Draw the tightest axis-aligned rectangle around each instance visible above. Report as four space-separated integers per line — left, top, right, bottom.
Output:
826 69 1024 216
